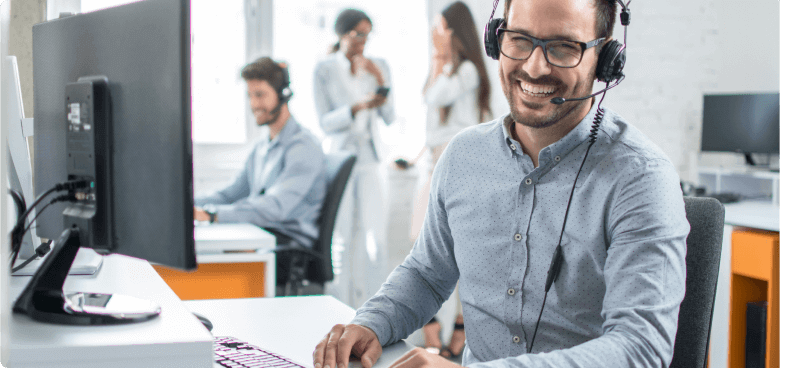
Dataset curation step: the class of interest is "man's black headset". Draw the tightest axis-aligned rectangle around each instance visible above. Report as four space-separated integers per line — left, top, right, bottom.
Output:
269 64 293 116
481 0 632 353
484 0 630 104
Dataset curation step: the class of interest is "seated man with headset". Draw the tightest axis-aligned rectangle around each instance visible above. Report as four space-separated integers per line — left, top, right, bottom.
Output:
313 0 688 367
195 57 327 291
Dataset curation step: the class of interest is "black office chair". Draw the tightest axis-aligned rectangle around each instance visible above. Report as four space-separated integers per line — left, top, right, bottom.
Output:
275 151 356 296
669 196 725 368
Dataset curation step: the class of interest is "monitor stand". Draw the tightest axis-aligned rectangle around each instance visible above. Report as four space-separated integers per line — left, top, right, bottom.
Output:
12 226 161 325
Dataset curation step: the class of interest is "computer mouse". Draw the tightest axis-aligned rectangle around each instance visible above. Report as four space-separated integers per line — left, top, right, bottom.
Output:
193 312 213 332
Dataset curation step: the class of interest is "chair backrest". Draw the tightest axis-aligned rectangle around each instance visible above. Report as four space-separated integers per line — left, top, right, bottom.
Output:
306 151 356 283
670 196 725 368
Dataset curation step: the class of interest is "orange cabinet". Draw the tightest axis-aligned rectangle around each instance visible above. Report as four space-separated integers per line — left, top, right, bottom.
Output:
729 229 779 368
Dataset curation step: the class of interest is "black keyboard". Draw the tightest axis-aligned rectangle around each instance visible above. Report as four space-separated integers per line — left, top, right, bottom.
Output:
214 336 305 368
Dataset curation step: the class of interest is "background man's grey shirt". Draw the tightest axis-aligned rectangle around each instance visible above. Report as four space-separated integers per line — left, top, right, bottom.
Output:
352 102 689 368
195 117 326 248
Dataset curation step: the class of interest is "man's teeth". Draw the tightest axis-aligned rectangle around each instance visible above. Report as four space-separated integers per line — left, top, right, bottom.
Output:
519 82 556 96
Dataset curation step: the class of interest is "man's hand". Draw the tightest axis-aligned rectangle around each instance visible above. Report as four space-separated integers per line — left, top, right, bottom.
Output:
313 324 382 368
194 207 210 222
390 347 463 368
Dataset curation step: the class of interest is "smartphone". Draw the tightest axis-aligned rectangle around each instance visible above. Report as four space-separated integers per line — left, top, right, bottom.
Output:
375 86 390 97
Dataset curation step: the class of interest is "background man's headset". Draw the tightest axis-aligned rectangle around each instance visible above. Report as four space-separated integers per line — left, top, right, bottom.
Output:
482 0 631 353
269 63 293 116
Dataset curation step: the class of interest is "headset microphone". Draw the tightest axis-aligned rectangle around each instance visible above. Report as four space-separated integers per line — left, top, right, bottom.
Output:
550 75 625 105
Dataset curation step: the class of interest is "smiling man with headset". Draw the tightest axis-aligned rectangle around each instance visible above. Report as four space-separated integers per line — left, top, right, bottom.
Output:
194 57 327 292
313 0 688 367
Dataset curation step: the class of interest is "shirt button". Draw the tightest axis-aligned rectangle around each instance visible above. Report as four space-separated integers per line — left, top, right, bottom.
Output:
554 156 561 162
513 336 521 344
510 144 516 151
525 178 532 185
514 233 522 241
507 288 516 296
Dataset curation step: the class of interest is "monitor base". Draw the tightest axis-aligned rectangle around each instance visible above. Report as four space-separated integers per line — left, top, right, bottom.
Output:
13 227 160 325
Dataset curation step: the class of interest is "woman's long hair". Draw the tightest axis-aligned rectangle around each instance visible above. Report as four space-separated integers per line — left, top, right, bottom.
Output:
330 9 371 53
433 1 491 124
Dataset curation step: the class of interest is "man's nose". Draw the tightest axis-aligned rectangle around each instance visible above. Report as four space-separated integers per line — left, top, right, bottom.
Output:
522 46 552 80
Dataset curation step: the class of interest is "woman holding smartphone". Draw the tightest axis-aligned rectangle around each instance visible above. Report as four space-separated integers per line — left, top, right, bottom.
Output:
406 1 491 359
313 8 396 309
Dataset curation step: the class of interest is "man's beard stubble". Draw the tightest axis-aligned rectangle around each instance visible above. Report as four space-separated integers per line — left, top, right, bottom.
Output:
502 67 594 129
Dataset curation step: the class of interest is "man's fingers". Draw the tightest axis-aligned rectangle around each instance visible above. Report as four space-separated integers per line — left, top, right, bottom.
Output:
335 332 359 368
322 325 346 368
359 340 383 368
388 348 419 368
313 338 327 368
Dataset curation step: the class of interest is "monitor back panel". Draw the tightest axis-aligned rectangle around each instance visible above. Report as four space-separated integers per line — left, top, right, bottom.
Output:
33 0 195 269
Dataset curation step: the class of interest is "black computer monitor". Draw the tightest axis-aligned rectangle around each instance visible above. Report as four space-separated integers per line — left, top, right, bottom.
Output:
15 0 195 325
701 93 779 165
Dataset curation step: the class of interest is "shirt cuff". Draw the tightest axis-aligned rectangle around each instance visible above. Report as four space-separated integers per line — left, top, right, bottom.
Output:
212 205 244 224
350 312 394 347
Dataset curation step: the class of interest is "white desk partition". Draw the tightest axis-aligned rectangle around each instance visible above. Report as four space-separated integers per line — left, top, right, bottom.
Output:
185 296 414 368
195 222 276 253
8 255 213 368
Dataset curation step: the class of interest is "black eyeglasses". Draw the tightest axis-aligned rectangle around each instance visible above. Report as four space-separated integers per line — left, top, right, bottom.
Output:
497 28 604 68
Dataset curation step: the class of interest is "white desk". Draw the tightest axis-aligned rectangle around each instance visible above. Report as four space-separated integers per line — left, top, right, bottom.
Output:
185 296 414 368
7 254 213 368
722 201 779 231
195 222 276 253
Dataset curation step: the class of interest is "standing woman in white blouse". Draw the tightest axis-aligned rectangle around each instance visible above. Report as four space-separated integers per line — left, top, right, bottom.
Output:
409 1 491 358
313 8 396 309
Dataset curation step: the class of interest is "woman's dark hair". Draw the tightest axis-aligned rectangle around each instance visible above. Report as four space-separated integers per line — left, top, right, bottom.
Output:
436 1 491 124
330 8 372 53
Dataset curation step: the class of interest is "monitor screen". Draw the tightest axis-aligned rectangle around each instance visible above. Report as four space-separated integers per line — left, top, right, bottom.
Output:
32 0 195 269
700 93 780 155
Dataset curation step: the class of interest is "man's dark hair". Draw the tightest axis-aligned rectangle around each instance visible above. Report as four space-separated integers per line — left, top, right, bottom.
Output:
240 57 287 93
504 0 618 40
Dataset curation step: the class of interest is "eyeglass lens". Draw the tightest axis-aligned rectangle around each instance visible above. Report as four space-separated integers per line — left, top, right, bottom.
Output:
499 32 583 67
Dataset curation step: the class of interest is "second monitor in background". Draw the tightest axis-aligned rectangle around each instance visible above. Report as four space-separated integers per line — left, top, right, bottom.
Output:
701 93 779 169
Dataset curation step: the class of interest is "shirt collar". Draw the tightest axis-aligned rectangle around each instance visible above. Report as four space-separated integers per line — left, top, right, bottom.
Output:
269 115 299 147
500 99 600 162
333 51 352 72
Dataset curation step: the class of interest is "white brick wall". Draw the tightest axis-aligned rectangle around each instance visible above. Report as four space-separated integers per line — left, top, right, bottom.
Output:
434 0 779 181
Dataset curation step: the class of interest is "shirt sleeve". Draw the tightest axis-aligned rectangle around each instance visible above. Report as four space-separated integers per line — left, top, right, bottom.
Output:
375 58 396 126
212 141 326 228
351 141 459 346
423 61 479 108
194 152 253 207
466 159 689 368
313 62 355 134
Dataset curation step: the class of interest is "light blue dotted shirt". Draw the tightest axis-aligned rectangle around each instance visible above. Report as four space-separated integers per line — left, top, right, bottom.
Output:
352 101 689 368
195 117 326 248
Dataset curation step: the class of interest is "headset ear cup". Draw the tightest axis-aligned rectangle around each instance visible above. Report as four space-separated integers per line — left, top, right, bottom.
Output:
279 65 292 103
484 18 504 60
595 40 624 83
